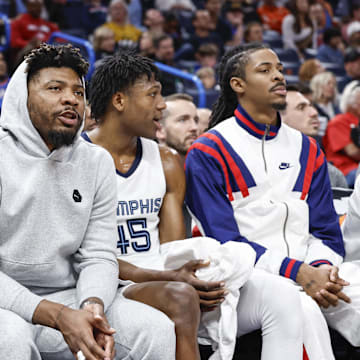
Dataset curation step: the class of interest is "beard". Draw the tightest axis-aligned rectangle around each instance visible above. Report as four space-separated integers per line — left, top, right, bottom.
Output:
47 128 78 149
271 102 287 111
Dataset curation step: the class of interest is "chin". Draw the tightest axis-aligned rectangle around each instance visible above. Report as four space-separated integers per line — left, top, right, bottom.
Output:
271 101 287 111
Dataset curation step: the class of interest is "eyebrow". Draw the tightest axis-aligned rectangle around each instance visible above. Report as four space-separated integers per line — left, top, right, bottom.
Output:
255 61 283 68
45 80 84 89
295 102 308 108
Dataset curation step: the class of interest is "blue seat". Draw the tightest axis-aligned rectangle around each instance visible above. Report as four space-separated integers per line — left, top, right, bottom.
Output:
185 87 220 109
282 61 300 75
320 62 346 77
274 48 299 63
285 74 299 84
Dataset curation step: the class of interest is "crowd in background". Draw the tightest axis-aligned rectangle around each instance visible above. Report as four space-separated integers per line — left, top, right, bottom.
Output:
1 0 360 188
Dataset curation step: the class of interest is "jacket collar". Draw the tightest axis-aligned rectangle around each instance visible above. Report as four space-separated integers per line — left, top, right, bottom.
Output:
234 103 281 140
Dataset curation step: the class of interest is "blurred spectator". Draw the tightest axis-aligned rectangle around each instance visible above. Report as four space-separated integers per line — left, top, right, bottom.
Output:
310 71 340 136
156 93 199 160
316 27 345 64
282 0 317 59
0 51 9 111
163 11 186 51
127 0 142 29
347 20 360 49
341 3 360 43
83 104 98 132
143 8 165 36
80 0 108 37
323 86 360 187
10 0 58 54
309 0 335 34
92 26 117 62
204 0 233 47
155 0 195 12
102 0 142 49
281 85 348 188
257 0 289 33
194 43 219 69
189 9 224 56
222 0 245 46
339 47 360 91
244 21 264 43
296 81 314 102
298 58 325 83
196 66 217 89
153 34 181 95
137 30 156 58
197 107 211 134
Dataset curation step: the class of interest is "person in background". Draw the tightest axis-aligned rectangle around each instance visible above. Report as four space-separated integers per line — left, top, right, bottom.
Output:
196 66 217 90
197 107 211 134
298 58 325 84
257 0 289 33
316 27 345 65
244 21 264 44
102 0 142 50
281 84 348 188
323 86 360 187
282 0 317 59
92 26 117 62
310 71 340 138
0 51 10 112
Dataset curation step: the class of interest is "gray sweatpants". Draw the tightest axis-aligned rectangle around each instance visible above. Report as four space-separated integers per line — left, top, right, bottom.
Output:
0 287 176 360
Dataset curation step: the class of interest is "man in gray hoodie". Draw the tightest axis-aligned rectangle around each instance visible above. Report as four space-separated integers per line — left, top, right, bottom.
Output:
0 43 176 359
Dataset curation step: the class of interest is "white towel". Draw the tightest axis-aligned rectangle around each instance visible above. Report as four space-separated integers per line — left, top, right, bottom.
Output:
161 237 256 360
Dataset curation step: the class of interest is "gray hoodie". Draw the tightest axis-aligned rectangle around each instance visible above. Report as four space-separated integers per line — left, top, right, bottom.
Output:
0 61 119 322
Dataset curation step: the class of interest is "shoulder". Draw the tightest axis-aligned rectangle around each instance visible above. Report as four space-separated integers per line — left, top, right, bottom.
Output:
75 137 115 172
159 144 183 171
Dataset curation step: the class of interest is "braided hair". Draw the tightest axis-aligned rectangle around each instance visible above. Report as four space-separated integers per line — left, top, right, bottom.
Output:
210 43 269 128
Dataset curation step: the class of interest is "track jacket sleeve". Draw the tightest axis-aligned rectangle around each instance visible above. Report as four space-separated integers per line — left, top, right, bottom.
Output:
185 145 303 281
73 151 119 311
304 145 344 267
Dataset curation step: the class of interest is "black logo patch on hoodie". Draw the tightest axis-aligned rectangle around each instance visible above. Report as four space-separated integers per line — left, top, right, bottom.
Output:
73 189 82 203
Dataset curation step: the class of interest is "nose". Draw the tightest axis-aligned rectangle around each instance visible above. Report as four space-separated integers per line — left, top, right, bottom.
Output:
309 105 318 117
273 68 284 81
61 88 79 106
189 118 199 133
157 97 166 110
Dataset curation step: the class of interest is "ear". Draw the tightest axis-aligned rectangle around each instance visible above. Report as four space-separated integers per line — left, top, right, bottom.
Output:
230 76 245 96
112 92 126 112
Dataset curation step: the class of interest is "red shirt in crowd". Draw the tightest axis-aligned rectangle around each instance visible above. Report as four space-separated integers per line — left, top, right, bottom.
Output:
323 112 359 176
11 13 59 49
257 4 289 33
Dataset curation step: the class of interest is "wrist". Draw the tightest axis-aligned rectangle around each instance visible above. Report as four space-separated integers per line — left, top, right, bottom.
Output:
80 297 104 309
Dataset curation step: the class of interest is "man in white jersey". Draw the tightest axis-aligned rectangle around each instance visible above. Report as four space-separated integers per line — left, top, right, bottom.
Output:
84 52 228 360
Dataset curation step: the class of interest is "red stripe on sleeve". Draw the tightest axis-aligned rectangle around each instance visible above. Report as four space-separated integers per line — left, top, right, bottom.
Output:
301 138 317 200
202 133 249 197
314 151 325 172
284 259 296 278
188 143 234 201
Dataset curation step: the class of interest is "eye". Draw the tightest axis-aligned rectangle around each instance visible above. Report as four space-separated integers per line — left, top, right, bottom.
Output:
75 91 84 97
49 86 60 91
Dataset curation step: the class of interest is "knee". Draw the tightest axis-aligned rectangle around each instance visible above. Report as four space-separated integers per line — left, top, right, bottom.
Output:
261 278 303 331
163 282 200 328
0 311 35 354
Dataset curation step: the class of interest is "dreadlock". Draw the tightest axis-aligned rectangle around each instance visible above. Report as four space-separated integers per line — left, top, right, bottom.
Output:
89 51 159 121
210 43 269 128
25 43 89 83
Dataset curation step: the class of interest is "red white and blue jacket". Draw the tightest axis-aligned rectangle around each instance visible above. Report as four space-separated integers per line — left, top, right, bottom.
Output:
185 104 344 282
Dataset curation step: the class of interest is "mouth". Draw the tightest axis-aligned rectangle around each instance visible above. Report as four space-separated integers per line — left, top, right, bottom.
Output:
271 86 287 96
57 110 79 127
153 117 162 130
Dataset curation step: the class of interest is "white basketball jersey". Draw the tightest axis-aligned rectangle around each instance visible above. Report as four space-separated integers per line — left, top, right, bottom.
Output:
116 137 166 271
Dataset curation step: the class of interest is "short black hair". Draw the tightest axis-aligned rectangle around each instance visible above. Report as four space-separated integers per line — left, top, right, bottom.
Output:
322 27 342 45
89 51 159 120
25 43 89 83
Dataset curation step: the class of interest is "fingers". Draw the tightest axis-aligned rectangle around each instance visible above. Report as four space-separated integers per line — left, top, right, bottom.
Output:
79 336 108 360
185 259 210 271
314 291 331 308
337 291 351 304
329 266 350 286
92 316 116 336
319 289 339 307
104 334 115 360
190 278 225 292
197 288 228 300
325 281 343 294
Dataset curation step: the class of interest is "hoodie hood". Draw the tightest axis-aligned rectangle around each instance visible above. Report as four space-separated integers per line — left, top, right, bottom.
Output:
0 60 85 161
